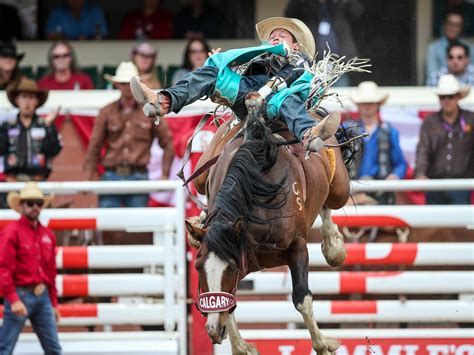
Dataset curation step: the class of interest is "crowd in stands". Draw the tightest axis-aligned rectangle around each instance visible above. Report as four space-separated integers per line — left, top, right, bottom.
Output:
0 2 472 209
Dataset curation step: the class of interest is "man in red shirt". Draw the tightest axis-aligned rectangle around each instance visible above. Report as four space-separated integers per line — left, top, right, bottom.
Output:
119 0 173 39
0 182 61 354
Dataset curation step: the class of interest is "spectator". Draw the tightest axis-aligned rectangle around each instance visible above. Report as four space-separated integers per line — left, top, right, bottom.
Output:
131 42 161 89
427 41 474 86
0 40 24 90
0 182 61 354
0 78 62 182
415 74 473 204
119 0 173 40
38 40 94 90
45 0 108 40
349 81 407 204
171 37 210 85
0 3 23 40
174 0 224 39
83 62 174 207
426 11 474 80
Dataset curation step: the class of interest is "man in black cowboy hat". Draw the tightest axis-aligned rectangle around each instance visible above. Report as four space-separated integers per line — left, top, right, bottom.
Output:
0 40 25 90
0 77 62 182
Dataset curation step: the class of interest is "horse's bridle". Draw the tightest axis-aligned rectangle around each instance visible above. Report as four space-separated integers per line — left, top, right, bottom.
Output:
195 270 240 317
195 247 248 317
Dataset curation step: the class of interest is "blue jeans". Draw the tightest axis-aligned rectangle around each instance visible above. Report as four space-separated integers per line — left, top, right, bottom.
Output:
426 190 471 205
0 288 61 355
99 170 149 208
166 66 316 140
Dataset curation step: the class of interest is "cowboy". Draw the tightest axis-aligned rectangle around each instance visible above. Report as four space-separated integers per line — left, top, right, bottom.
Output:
348 81 407 205
130 16 341 153
0 182 61 354
0 40 25 90
83 61 174 207
416 74 473 204
0 77 63 182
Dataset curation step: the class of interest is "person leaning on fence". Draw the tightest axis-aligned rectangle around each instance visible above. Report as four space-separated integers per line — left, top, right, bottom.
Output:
347 81 407 205
0 182 61 355
0 77 63 182
83 61 174 208
415 74 473 205
130 16 341 153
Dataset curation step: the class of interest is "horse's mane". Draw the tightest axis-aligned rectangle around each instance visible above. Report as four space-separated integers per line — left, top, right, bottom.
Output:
204 116 287 270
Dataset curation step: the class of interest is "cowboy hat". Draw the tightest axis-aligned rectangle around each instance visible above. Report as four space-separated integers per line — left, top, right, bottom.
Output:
131 42 157 57
434 74 471 99
0 40 24 61
350 81 389 104
7 77 49 108
104 61 139 83
7 181 53 214
255 17 316 58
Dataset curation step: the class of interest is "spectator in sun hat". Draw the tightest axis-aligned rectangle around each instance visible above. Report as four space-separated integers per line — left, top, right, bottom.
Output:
416 74 473 205
0 40 25 90
130 42 161 89
0 181 61 355
0 77 63 182
347 81 407 205
84 61 174 207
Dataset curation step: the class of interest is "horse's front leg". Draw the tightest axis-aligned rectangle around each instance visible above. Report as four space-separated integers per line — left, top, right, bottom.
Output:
226 312 259 355
289 238 340 355
320 206 346 267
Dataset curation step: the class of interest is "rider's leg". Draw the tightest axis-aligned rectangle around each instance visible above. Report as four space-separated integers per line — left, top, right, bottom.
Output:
279 94 341 153
131 66 219 117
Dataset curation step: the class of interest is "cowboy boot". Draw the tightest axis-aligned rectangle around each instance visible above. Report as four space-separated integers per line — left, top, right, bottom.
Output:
130 76 169 119
301 112 341 153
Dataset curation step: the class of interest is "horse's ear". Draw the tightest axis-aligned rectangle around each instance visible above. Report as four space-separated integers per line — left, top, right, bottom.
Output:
233 216 244 236
185 218 205 249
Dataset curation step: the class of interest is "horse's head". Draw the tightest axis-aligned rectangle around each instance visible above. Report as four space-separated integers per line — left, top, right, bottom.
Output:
186 219 243 344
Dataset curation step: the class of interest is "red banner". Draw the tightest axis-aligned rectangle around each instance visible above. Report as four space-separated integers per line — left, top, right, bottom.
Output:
248 339 474 355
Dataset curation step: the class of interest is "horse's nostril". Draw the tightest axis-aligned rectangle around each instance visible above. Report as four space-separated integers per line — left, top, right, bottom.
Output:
220 325 227 339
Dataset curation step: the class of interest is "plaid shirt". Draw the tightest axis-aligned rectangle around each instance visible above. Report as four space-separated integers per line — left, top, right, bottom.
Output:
427 64 474 86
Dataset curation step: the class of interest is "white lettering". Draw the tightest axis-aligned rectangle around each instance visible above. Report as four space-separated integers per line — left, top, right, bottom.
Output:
455 345 474 355
216 296 222 308
335 345 349 355
278 345 295 355
427 345 449 355
388 345 419 355
404 345 420 355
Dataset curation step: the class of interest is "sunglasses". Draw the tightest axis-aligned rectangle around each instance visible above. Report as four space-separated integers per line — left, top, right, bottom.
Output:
189 49 206 54
22 199 44 208
448 55 465 60
52 53 71 60
439 94 457 100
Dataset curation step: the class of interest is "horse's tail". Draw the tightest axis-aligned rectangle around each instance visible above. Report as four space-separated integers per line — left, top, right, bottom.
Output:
335 122 364 179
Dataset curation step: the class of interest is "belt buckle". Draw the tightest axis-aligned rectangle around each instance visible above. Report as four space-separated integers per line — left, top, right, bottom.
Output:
116 165 131 176
16 174 31 182
34 283 45 296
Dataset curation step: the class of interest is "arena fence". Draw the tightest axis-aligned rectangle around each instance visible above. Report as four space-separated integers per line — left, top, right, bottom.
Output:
0 180 472 354
0 181 187 355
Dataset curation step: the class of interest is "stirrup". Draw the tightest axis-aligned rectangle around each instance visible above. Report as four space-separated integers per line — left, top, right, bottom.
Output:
130 77 164 123
302 113 341 153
